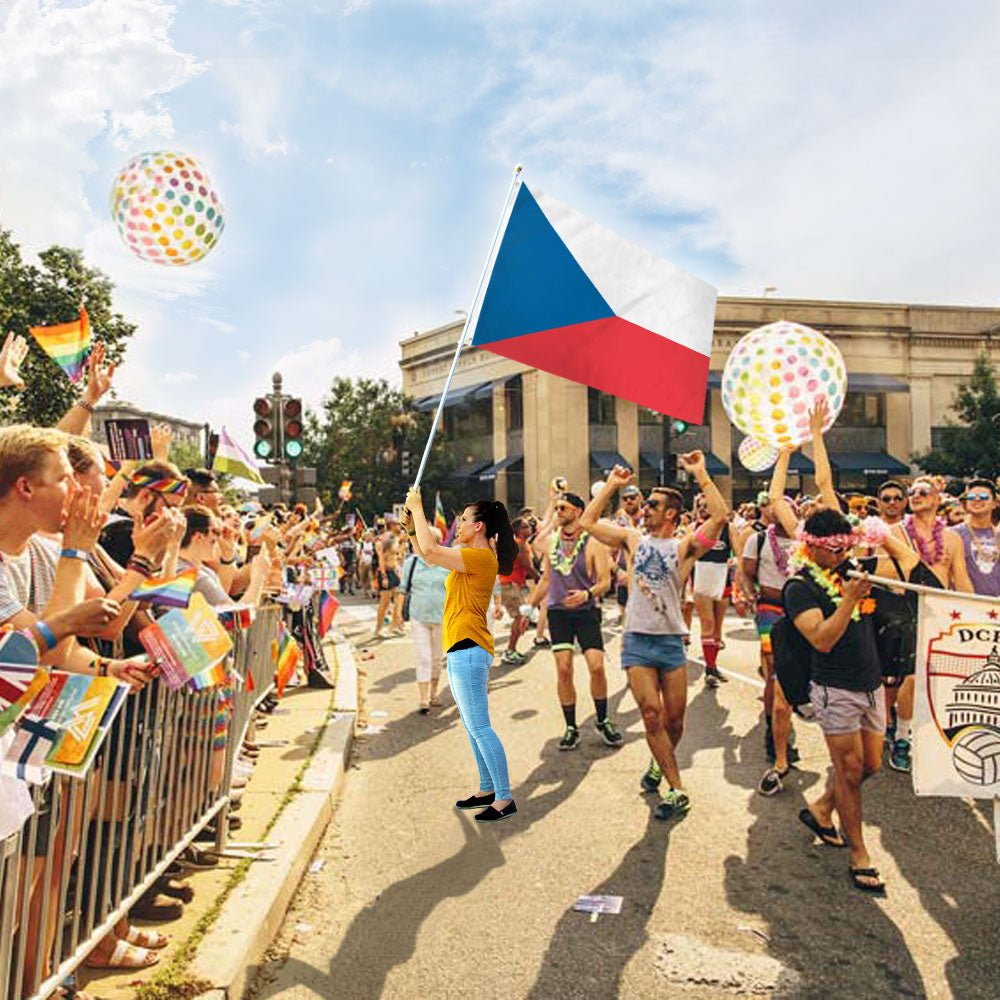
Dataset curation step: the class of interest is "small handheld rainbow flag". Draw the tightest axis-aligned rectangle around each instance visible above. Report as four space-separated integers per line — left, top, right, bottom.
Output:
272 624 302 698
128 568 197 608
29 305 92 383
434 492 448 535
317 590 339 639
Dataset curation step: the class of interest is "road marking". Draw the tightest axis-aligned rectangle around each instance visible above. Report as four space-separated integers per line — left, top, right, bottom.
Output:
687 654 765 690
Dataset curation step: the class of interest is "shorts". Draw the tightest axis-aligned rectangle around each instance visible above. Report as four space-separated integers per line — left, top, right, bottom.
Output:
693 561 727 600
548 607 603 653
500 582 526 618
755 601 784 655
622 632 687 672
377 568 400 592
809 682 886 736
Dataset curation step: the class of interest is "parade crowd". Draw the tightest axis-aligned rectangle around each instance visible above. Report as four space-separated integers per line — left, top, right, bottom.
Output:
0 335 352 999
348 398 1000 897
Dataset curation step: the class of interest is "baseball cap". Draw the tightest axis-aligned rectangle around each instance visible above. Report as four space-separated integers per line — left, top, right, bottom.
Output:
560 492 586 511
622 485 640 497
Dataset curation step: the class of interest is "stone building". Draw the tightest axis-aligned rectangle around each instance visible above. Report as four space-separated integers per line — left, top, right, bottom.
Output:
93 400 205 458
399 296 1000 509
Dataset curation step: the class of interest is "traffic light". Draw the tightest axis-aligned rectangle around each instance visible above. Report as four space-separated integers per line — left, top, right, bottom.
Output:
207 431 219 466
671 419 689 435
283 398 303 460
253 397 276 460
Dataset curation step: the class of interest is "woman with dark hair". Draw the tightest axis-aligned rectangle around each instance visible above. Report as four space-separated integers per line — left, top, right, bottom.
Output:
403 488 519 821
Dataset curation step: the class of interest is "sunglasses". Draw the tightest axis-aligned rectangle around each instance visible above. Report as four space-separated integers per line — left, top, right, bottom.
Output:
554 504 578 513
879 494 905 503
964 491 993 502
908 486 934 498
642 498 664 510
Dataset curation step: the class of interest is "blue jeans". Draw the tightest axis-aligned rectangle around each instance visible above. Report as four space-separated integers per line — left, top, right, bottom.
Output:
447 644 511 800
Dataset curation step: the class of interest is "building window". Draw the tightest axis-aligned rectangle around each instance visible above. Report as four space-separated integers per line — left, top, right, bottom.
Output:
839 392 884 428
505 376 523 432
588 388 616 426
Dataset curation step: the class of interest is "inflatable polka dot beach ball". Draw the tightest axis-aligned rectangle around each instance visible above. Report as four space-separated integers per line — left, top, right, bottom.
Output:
110 151 225 266
721 321 846 449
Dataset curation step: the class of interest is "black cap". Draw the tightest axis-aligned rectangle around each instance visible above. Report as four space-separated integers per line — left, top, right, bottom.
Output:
560 492 586 511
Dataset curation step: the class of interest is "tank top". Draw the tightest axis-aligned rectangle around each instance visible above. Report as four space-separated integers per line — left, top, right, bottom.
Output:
697 522 731 564
953 523 1000 597
548 531 596 610
499 538 528 587
625 536 687 635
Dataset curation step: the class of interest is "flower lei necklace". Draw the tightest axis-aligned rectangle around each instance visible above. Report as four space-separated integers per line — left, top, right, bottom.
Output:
550 530 587 575
766 524 791 578
904 514 945 566
792 547 876 620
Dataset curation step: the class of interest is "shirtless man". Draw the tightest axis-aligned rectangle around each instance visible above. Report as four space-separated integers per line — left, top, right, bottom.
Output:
886 475 972 772
373 515 405 638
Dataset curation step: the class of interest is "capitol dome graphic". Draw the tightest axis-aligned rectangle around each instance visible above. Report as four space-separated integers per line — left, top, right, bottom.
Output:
944 646 1000 785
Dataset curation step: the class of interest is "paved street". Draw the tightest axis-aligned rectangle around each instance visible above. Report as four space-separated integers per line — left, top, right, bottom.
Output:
249 599 999 1000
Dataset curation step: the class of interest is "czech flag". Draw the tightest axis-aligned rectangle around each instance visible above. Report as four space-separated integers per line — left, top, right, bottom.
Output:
469 183 717 424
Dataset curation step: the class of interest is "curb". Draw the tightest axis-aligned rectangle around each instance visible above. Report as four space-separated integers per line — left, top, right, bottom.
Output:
190 645 357 1000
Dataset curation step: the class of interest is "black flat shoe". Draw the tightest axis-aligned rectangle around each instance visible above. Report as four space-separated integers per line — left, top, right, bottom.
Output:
475 801 517 822
456 792 495 810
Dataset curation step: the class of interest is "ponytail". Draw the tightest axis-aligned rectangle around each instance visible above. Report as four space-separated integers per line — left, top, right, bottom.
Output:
469 498 518 575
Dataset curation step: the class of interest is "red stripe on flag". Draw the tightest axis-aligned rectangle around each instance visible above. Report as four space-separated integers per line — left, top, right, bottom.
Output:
478 317 710 424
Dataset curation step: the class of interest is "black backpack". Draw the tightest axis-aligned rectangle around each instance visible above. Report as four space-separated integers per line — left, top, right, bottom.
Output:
772 576 825 716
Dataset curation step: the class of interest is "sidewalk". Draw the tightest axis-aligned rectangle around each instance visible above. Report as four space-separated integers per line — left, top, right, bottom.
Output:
79 631 355 1000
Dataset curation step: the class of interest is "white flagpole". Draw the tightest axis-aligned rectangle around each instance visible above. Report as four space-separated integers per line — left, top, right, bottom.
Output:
846 571 1000 606
411 164 523 490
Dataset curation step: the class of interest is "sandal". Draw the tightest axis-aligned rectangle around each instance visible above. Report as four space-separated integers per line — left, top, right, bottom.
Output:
122 926 169 950
798 807 846 848
850 867 887 896
131 892 183 922
85 939 160 970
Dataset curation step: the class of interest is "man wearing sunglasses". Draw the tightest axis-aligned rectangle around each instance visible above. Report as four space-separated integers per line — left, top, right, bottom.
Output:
953 479 1000 597
581 452 727 820
528 491 621 750
876 481 907 527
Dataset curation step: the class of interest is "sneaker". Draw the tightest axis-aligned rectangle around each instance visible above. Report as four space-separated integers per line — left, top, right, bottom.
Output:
889 737 911 773
596 718 623 748
704 667 727 687
757 766 788 797
558 725 581 751
654 789 691 821
501 650 519 664
640 759 663 794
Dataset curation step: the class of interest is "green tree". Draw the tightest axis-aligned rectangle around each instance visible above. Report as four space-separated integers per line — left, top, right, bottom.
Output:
304 377 456 520
913 351 1000 479
0 229 137 427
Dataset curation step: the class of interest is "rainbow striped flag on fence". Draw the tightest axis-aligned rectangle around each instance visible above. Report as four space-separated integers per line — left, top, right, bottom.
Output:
317 590 339 640
128 568 198 608
272 623 302 698
29 306 92 383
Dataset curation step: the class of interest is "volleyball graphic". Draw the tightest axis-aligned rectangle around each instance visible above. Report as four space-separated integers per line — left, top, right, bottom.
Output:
952 729 1000 785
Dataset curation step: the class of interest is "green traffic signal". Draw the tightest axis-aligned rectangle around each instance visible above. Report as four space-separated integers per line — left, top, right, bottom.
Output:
284 439 303 460
672 419 689 435
254 438 273 459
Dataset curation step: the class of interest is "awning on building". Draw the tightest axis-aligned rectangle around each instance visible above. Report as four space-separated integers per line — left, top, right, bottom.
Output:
787 452 815 475
707 372 723 389
846 374 908 393
640 451 658 470
703 452 730 476
829 451 909 476
450 460 493 482
477 454 523 481
412 380 493 412
591 451 630 474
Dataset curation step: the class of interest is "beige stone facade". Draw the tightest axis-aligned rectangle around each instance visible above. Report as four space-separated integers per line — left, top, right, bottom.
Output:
399 296 1000 509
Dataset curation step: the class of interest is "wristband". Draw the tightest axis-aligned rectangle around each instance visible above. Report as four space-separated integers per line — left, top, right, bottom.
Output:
97 658 109 677
35 620 57 652
60 547 89 561
127 558 152 578
77 399 96 414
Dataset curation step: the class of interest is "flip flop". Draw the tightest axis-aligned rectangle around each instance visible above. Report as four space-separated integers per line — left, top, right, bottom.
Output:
85 939 159 970
798 807 846 848
850 867 887 896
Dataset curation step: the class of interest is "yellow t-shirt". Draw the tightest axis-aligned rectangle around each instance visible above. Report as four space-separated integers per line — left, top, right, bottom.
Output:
442 547 499 655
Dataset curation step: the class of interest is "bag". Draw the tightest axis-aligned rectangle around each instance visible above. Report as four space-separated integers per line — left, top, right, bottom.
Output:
401 557 418 622
772 577 823 716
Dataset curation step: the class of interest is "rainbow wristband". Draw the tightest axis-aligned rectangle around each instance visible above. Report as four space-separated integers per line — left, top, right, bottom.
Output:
35 620 57 652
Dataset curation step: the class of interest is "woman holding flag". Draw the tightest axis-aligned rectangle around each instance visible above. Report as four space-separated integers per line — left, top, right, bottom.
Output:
403 488 519 821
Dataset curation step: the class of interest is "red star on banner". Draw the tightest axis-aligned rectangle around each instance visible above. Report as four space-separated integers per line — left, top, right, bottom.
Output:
950 610 962 621
989 609 999 620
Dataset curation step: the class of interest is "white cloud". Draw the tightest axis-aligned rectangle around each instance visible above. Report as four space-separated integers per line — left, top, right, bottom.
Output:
216 55 294 157
202 317 238 334
342 0 371 16
485 3 1000 305
0 0 204 258
161 370 198 384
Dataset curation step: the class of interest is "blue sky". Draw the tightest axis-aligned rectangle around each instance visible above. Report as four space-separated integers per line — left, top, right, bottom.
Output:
2 0 1000 444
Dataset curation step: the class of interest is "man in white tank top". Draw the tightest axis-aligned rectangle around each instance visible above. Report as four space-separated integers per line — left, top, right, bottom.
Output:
582 453 729 821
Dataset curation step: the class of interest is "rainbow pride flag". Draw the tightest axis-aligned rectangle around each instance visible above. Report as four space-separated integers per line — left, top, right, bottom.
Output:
128 568 197 608
434 492 448 535
317 590 339 639
273 624 302 698
30 306 91 383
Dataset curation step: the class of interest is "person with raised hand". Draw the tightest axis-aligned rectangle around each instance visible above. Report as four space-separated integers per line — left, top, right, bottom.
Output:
0 330 29 389
56 340 116 436
403 487 518 822
581 452 728 821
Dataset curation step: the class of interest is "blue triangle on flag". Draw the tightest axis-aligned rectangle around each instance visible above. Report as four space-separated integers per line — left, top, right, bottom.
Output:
474 184 615 346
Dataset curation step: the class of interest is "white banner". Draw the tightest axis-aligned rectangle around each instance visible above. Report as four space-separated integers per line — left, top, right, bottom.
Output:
913 590 1000 798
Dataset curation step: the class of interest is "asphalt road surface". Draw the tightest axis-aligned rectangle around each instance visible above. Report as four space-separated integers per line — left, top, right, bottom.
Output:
248 598 999 1000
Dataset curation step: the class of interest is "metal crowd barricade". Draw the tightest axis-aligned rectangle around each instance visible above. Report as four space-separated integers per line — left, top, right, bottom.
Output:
0 604 283 1000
